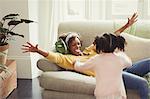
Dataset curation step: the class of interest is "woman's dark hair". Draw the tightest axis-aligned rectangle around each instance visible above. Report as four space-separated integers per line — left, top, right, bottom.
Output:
68 36 82 47
59 33 68 41
59 32 82 51
94 33 126 53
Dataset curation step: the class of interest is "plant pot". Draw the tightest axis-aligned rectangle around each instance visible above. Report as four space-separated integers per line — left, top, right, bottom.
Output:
0 44 9 65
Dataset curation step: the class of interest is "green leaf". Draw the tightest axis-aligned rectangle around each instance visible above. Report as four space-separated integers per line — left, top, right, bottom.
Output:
0 75 5 80
0 52 6 56
0 22 3 27
2 14 19 21
0 64 10 73
4 17 16 20
7 32 24 38
0 64 11 80
21 19 34 23
8 20 22 26
0 27 9 33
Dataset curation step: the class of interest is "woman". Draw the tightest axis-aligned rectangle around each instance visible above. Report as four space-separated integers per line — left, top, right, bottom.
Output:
22 13 149 99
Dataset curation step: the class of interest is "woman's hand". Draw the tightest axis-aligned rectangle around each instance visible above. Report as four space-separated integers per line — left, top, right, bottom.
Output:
22 42 39 53
126 12 138 28
114 12 138 35
22 42 49 57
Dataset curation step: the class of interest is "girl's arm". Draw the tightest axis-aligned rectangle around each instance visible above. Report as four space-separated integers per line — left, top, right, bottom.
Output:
74 56 96 71
116 51 132 68
114 13 138 35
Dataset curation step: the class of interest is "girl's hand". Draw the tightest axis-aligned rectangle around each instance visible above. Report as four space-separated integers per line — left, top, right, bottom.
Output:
22 42 39 53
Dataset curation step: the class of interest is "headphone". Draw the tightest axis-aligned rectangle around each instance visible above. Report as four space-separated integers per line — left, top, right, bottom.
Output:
55 38 68 54
55 32 80 54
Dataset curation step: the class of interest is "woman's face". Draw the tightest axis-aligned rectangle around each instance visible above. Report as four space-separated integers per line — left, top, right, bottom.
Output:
68 37 82 56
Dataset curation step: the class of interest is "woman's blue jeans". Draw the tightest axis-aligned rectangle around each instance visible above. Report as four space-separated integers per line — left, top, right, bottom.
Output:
123 58 150 99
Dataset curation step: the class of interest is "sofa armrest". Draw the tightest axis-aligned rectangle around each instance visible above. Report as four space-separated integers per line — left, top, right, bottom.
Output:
122 33 150 62
37 58 63 72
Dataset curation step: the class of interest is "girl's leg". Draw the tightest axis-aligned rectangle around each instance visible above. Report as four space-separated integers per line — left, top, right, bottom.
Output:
125 58 150 76
123 72 149 99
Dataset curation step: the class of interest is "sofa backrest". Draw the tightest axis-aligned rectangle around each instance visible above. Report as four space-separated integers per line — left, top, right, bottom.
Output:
58 21 150 62
58 21 114 49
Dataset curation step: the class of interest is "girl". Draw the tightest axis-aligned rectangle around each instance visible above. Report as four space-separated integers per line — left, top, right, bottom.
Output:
74 33 132 99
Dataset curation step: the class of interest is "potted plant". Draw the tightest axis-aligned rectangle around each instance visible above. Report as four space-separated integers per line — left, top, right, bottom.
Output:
0 14 34 77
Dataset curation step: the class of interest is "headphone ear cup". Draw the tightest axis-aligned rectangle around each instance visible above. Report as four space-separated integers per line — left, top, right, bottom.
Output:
55 38 69 54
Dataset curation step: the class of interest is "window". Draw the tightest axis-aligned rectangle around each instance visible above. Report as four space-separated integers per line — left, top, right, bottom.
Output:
63 0 104 20
64 0 86 20
59 0 150 21
106 0 138 19
148 0 150 16
112 0 138 15
105 0 150 20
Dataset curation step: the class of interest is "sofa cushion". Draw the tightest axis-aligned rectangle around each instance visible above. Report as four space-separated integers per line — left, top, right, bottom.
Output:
43 90 95 99
121 33 150 62
39 71 95 95
39 71 140 99
37 59 64 71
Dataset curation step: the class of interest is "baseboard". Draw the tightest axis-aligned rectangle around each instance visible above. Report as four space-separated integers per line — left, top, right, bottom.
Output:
7 56 41 79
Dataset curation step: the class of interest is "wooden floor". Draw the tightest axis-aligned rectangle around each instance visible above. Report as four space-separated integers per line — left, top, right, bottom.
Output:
7 78 43 99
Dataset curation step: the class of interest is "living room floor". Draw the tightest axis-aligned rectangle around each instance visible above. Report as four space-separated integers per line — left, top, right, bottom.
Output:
7 78 42 99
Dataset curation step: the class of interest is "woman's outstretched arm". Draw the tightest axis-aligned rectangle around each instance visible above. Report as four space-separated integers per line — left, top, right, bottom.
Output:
22 42 48 57
114 13 138 35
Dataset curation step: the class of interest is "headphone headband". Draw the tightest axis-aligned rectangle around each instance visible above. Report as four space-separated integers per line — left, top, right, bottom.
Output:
65 32 80 48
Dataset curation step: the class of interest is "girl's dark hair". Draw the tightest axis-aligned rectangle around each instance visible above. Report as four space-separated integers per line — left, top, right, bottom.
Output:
116 35 127 51
94 33 126 53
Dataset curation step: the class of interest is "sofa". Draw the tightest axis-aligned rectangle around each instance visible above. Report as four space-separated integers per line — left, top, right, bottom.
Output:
37 21 150 99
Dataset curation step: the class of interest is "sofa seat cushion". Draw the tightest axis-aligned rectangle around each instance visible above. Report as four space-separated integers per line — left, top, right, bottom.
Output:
43 90 95 99
39 71 95 95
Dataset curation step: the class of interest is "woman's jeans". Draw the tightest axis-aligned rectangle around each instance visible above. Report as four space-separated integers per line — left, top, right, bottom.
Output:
123 58 150 99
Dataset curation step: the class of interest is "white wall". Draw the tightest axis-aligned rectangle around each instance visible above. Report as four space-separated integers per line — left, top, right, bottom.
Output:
28 0 42 79
0 0 41 79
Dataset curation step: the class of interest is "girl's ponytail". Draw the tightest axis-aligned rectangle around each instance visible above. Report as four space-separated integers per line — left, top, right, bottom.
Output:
116 36 126 51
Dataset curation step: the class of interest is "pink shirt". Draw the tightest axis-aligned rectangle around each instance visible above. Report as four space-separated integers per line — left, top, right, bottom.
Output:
75 52 132 99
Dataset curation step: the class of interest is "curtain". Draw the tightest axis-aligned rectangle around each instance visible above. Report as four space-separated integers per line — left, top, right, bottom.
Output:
48 0 65 50
38 0 64 51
